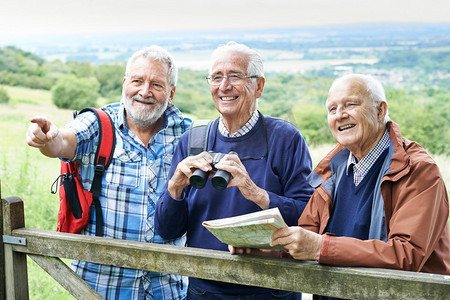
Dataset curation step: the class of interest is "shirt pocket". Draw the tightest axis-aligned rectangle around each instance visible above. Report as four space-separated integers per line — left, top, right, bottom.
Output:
105 148 142 188
147 154 173 193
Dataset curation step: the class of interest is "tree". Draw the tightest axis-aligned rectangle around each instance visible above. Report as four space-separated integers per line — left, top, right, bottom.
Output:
290 103 334 145
95 63 124 100
52 74 99 110
0 87 10 103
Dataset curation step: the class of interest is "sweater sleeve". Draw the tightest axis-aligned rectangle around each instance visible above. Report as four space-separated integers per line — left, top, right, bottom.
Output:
266 121 314 226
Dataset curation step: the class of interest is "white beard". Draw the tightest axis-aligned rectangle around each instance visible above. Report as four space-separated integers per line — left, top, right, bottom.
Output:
122 94 169 129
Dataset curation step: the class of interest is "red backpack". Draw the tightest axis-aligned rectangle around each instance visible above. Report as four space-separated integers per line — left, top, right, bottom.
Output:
51 108 116 236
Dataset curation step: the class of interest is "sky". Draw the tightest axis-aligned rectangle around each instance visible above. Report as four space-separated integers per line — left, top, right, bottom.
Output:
1 0 449 40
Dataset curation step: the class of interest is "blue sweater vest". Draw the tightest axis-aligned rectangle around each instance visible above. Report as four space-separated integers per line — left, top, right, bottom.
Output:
325 149 389 239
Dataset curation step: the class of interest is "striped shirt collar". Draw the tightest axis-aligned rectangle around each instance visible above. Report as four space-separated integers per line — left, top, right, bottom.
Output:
347 129 390 186
218 110 260 137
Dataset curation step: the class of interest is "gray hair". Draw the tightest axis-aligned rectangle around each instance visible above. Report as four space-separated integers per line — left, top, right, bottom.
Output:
125 45 178 88
209 41 265 78
332 74 390 123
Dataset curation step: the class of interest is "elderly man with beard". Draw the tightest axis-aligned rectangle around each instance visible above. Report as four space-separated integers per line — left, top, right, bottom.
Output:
26 46 192 299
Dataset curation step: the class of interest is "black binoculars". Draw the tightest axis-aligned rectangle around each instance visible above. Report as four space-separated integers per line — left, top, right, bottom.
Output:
189 151 237 190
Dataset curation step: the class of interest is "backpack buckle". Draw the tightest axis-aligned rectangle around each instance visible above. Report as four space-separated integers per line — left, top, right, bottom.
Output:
95 164 105 174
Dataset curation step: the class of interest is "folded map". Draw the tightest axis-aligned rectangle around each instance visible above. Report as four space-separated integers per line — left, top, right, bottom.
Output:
202 207 287 249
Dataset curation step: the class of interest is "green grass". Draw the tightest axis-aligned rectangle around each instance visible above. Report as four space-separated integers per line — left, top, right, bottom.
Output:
0 85 449 299
0 87 74 299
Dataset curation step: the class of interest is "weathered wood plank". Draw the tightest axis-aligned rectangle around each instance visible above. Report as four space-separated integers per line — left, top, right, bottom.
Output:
0 185 5 300
28 254 103 300
2 197 29 300
10 228 450 300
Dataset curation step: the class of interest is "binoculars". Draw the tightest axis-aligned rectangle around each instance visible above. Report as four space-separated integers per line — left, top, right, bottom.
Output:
189 151 237 190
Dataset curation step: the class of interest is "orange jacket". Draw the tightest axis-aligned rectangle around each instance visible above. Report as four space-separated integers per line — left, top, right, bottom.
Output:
299 121 450 275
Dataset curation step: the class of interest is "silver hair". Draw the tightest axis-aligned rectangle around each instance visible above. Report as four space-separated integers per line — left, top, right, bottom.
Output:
125 45 178 88
209 41 265 78
332 74 390 124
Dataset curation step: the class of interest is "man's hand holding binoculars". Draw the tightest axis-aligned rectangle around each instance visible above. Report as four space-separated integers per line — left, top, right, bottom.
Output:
168 151 269 209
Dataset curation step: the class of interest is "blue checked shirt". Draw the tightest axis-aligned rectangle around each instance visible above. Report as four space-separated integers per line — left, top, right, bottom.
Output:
218 110 259 137
65 102 191 299
347 129 390 186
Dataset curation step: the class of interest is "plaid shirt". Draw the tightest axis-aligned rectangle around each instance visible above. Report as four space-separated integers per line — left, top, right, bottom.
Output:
218 110 259 137
347 129 390 186
66 102 191 299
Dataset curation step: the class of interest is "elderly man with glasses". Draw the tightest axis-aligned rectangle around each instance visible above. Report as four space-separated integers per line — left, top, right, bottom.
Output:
155 41 314 299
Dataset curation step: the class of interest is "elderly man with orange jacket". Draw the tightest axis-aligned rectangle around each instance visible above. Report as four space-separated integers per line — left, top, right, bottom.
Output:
231 74 450 277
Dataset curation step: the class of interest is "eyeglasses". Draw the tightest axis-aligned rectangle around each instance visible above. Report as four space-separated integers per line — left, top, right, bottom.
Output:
206 74 259 86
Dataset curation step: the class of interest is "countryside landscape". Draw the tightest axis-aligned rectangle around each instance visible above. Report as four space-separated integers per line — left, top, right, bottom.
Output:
0 23 449 298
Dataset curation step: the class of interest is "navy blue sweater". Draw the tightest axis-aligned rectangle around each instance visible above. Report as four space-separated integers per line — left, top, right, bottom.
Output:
155 114 313 295
325 148 389 240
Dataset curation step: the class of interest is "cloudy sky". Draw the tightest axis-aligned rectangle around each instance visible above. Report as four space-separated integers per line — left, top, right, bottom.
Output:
1 0 449 39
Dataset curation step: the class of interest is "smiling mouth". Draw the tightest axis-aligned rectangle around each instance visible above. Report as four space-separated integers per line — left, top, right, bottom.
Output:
135 99 156 105
338 124 356 131
220 96 238 101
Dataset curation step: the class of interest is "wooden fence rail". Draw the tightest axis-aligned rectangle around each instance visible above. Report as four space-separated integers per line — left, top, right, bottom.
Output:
2 196 450 299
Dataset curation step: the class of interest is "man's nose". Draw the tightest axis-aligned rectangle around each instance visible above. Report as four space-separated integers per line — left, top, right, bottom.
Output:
336 106 348 119
139 83 152 98
218 77 233 90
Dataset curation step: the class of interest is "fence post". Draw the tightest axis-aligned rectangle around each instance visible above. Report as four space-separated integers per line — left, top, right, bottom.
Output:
0 183 5 300
3 196 29 299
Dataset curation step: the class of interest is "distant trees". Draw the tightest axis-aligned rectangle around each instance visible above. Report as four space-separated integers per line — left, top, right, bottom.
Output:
0 46 54 89
52 75 99 110
0 47 128 108
0 46 45 73
377 50 450 73
0 46 449 155
175 69 218 118
289 103 334 145
387 87 450 155
95 63 125 100
0 87 9 103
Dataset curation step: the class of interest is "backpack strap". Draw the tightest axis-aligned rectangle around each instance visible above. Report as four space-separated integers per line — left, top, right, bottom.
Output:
188 120 213 156
78 107 116 236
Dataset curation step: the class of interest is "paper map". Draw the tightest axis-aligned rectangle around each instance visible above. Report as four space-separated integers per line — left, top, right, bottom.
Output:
202 208 287 249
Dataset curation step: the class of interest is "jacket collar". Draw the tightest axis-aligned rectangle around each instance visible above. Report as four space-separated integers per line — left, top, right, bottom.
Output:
384 121 410 181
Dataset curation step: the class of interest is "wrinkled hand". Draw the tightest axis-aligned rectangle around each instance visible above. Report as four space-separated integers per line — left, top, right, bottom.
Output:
215 154 269 209
270 226 322 261
168 152 213 199
26 116 59 148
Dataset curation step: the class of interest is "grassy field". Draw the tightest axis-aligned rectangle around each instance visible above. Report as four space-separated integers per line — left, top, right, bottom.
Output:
0 85 449 299
0 86 74 299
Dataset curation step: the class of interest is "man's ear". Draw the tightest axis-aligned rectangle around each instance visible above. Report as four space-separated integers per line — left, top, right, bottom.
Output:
168 86 176 105
255 77 265 99
378 101 388 122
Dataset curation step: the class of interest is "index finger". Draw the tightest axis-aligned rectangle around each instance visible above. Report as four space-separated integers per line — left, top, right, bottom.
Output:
30 116 50 130
272 226 291 240
270 227 293 247
224 152 241 163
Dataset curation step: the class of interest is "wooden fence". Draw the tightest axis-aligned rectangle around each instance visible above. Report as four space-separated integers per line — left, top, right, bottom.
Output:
1 195 450 299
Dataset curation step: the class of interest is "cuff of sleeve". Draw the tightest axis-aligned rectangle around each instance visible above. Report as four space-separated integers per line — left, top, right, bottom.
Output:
319 233 332 262
266 191 279 209
170 189 186 201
